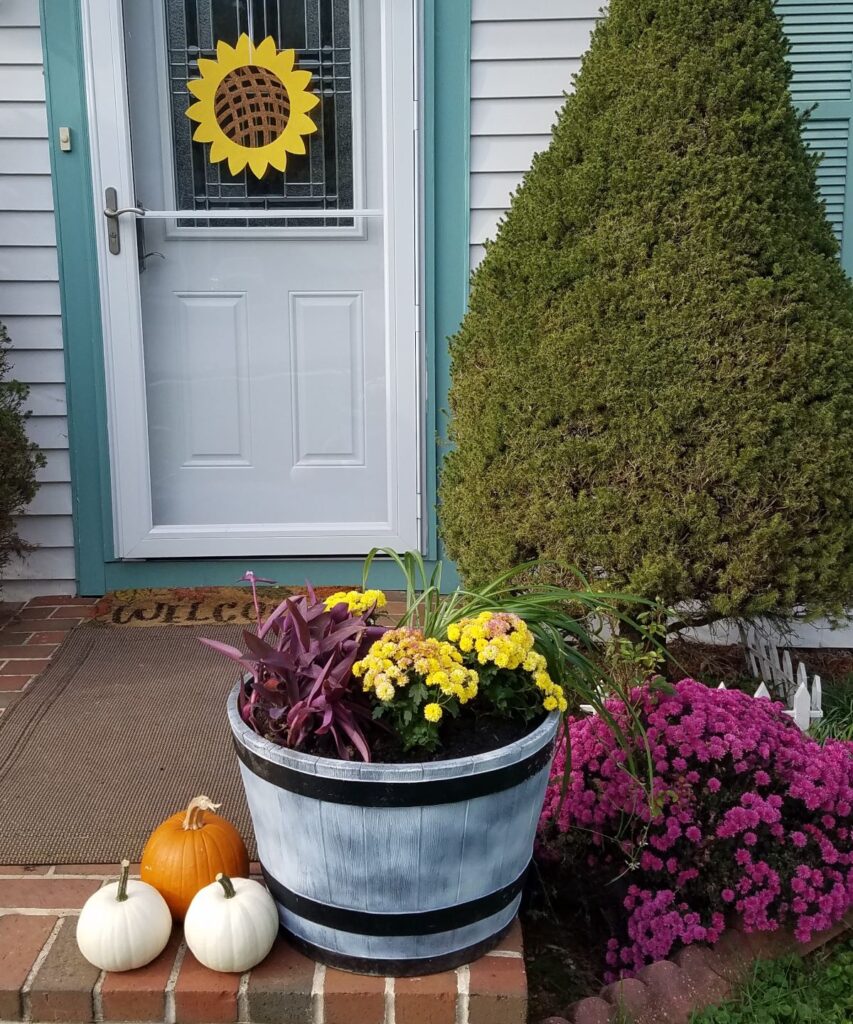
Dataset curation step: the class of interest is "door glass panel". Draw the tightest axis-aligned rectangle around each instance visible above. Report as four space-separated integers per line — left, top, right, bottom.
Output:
164 0 353 226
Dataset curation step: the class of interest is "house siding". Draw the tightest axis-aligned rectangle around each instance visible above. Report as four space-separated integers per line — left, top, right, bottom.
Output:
470 0 599 269
0 0 75 599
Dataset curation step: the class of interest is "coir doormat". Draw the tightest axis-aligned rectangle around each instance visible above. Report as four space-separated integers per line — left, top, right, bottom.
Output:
88 584 335 626
0 623 256 863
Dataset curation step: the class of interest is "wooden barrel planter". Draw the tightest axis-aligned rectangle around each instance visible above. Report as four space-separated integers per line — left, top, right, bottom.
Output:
227 683 560 975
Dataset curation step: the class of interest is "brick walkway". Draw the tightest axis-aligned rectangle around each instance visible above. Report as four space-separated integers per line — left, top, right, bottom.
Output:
0 866 526 1024
0 597 97 714
0 596 528 1024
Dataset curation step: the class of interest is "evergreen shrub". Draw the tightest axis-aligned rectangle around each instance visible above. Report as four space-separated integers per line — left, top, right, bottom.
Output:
0 321 44 585
440 0 853 625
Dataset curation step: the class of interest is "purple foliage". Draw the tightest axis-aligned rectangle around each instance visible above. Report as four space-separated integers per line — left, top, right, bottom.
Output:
537 679 853 978
202 585 387 761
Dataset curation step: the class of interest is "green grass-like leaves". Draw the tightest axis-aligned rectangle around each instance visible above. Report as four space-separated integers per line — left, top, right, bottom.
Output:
691 939 853 1023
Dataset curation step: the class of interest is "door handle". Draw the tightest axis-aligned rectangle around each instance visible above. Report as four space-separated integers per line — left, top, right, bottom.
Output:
104 187 144 255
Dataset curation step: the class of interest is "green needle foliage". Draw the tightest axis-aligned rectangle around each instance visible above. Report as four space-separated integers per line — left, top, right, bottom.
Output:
441 0 853 627
0 321 44 586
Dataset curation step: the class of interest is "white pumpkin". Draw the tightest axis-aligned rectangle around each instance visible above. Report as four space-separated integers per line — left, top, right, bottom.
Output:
183 873 278 972
77 859 172 971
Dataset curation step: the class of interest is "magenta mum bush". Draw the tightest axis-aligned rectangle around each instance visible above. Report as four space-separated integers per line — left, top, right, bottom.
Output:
537 679 853 977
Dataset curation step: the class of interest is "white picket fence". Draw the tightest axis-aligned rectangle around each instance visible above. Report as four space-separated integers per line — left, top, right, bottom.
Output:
720 624 823 732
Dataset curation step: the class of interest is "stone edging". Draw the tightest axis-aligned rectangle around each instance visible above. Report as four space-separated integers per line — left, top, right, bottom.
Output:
540 913 853 1024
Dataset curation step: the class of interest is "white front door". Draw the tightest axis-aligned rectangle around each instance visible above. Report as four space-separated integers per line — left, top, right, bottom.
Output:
83 0 421 558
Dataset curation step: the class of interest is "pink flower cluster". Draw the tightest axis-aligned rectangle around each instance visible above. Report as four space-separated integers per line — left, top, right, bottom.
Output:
537 679 853 977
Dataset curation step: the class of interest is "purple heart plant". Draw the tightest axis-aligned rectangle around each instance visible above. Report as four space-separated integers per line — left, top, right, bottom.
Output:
201 575 388 762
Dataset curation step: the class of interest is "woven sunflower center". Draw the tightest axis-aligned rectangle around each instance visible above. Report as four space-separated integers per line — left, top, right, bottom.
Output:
213 65 291 148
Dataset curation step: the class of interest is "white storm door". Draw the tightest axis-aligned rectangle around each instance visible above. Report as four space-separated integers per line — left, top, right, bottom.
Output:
83 0 421 558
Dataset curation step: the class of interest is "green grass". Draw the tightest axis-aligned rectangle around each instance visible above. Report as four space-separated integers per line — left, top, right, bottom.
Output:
690 938 853 1023
813 674 853 742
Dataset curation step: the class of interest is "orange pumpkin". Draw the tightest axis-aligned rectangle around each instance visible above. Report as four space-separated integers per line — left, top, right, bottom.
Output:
140 795 250 920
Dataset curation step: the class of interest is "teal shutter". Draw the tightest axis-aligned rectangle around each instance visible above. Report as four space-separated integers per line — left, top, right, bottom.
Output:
778 1 853 271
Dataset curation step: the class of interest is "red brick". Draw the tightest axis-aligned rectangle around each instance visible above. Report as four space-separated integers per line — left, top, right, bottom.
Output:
673 946 732 1006
246 940 314 1024
0 675 35 691
29 631 70 645
26 597 86 607
0 877 101 909
487 917 524 957
0 645 59 659
568 998 614 1024
468 955 527 1024
174 950 239 1024
0 914 57 1019
100 932 180 1022
601 977 649 1019
53 864 137 876
50 606 94 619
323 968 385 1024
395 972 457 1024
28 917 100 1023
635 960 693 1023
17 607 63 621
0 865 51 875
0 659 51 676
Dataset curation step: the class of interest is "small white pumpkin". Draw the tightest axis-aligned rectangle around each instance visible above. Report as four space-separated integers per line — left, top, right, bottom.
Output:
184 873 278 972
77 859 172 971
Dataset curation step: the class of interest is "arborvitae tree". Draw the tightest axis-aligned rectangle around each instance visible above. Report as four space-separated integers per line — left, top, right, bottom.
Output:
0 321 44 588
440 0 853 627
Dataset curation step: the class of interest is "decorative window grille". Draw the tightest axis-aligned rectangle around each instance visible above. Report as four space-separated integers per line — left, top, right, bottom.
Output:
164 0 353 226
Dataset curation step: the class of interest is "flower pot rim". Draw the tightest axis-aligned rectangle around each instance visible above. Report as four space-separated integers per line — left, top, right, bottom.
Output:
227 679 560 782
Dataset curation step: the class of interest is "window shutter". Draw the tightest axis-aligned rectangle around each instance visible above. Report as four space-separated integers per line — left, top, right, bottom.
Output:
778 1 853 271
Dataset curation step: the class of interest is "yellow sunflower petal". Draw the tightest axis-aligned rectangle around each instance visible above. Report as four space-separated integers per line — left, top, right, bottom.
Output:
289 69 313 90
247 151 272 178
219 38 240 63
187 78 209 100
292 113 319 136
209 138 230 164
227 150 248 175
191 121 217 143
196 58 221 80
291 90 320 114
255 36 278 63
280 130 306 156
276 49 295 75
233 34 252 62
266 146 289 172
186 100 207 123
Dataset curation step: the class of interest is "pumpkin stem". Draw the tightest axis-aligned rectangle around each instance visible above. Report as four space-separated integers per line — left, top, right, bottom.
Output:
216 872 237 899
182 795 221 831
116 859 131 903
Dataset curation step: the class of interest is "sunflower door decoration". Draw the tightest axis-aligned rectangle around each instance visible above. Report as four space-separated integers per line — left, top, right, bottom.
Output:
186 34 320 179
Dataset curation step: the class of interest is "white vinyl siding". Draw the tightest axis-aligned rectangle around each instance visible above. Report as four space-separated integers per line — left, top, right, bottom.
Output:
470 0 600 268
0 0 76 599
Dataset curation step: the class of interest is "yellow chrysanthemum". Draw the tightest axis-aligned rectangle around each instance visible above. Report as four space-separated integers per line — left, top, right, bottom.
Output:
424 702 443 723
186 34 319 178
324 589 387 615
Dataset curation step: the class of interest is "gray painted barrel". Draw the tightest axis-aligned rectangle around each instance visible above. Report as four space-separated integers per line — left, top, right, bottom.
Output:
227 683 559 975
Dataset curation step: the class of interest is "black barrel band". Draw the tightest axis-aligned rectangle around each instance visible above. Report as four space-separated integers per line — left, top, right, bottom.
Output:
262 863 528 937
283 919 515 977
233 734 554 807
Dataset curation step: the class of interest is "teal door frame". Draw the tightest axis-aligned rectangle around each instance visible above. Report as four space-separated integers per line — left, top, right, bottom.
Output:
40 0 469 594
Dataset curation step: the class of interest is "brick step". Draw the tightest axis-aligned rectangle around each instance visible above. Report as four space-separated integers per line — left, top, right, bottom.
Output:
0 870 526 1024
